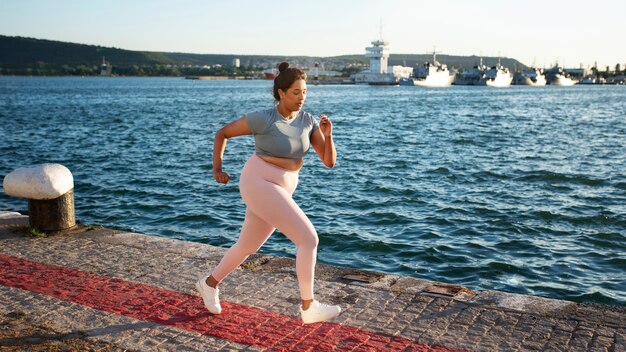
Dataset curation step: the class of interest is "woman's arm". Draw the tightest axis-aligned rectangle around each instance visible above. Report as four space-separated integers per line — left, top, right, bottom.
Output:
213 116 252 183
310 114 336 168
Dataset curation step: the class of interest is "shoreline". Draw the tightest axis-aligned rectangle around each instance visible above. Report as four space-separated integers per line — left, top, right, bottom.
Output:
3 75 626 86
0 203 623 307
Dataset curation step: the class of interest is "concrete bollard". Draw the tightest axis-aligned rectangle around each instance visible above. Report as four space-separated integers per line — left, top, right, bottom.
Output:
3 164 76 232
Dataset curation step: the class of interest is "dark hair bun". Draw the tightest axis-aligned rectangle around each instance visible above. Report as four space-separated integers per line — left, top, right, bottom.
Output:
278 62 290 73
272 63 306 101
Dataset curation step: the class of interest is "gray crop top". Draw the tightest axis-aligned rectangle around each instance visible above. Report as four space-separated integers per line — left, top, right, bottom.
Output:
245 108 319 159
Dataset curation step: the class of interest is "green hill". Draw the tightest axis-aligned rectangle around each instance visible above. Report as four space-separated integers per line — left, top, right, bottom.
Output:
0 35 528 76
0 35 170 66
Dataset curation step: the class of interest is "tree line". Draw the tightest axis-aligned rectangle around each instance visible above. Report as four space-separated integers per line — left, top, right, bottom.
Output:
0 63 264 77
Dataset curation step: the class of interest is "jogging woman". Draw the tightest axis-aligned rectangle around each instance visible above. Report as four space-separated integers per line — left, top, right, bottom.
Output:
196 62 341 324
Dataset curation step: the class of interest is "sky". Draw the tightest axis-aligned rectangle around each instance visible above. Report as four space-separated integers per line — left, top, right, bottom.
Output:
1 0 624 69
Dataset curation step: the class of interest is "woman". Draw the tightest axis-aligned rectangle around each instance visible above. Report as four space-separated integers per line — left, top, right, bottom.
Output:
196 62 341 324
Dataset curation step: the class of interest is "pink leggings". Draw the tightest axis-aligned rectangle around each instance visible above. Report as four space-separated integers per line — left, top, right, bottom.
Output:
210 155 318 300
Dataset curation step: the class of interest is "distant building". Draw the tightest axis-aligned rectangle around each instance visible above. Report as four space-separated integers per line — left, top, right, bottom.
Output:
307 62 342 78
232 58 240 68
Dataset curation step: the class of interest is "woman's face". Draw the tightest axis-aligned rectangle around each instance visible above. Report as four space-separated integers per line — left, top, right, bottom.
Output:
280 79 307 112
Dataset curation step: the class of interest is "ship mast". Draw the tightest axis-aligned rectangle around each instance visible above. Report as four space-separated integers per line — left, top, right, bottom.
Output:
431 46 441 66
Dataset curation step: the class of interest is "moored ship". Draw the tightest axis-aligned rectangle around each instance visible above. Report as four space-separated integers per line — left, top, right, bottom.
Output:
399 51 454 87
483 63 513 87
513 68 547 86
263 68 279 79
545 65 577 86
454 58 512 87
453 58 488 86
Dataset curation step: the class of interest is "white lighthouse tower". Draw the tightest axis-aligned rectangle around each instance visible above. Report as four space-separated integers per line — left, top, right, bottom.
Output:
351 38 412 85
366 39 390 74
100 56 112 76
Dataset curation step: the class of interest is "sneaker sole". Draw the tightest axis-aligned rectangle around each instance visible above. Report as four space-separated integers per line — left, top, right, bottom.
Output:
302 309 341 324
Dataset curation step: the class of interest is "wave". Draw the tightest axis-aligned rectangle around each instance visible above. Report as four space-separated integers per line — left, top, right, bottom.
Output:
516 170 609 187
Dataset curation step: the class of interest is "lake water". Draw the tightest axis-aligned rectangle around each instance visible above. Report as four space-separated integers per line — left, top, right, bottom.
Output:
1 77 624 306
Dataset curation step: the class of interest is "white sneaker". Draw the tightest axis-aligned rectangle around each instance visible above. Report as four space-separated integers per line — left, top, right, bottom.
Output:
195 276 222 314
300 300 341 324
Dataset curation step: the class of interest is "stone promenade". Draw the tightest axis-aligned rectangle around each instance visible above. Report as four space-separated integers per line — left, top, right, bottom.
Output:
0 211 624 351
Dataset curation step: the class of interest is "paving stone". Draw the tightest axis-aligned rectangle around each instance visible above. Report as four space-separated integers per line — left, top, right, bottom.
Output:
0 213 624 351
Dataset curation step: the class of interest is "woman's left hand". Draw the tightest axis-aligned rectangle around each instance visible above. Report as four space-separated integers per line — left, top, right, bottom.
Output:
319 114 333 137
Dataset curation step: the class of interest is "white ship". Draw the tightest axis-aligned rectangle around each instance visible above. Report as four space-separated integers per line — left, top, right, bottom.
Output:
551 73 577 86
351 39 412 85
454 58 512 87
513 68 547 86
545 65 577 86
399 51 454 87
483 63 513 87
453 58 488 86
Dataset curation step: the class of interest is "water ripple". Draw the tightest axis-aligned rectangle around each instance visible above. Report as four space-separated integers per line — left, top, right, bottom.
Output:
1 77 625 305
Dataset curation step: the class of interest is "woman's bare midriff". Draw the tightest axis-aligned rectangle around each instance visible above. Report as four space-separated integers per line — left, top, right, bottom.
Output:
258 155 304 172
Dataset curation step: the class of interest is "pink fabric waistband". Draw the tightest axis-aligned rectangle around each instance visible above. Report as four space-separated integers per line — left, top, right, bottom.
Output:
241 155 299 195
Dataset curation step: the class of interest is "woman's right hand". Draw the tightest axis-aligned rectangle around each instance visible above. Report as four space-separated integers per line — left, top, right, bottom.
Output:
212 116 251 185
213 170 230 184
